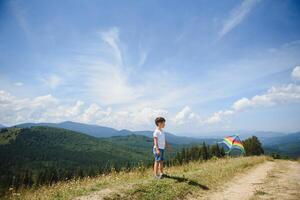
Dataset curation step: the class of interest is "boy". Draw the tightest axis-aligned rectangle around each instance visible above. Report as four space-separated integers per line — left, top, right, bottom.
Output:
153 117 171 179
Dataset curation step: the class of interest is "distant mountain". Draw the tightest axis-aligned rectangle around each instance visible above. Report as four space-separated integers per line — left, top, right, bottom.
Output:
260 132 300 145
10 121 299 157
197 130 286 140
133 130 217 145
262 132 300 158
14 121 121 138
13 121 216 145
0 124 6 129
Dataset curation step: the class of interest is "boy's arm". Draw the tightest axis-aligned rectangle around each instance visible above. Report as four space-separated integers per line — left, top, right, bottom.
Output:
154 137 160 154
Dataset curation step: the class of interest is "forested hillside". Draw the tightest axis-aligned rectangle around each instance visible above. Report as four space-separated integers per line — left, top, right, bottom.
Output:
0 127 157 195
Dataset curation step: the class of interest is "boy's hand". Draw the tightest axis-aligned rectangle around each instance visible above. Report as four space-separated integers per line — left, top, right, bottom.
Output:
156 149 160 155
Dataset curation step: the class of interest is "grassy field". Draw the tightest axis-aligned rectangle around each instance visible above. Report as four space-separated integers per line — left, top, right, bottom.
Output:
5 156 270 200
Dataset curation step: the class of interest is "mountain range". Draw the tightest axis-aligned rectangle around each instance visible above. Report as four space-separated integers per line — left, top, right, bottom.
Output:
2 121 300 157
12 121 217 144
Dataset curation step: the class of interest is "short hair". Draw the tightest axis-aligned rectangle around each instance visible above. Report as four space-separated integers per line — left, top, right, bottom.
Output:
155 117 166 126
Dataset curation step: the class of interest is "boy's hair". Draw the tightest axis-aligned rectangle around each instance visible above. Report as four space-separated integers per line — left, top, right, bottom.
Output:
155 117 166 126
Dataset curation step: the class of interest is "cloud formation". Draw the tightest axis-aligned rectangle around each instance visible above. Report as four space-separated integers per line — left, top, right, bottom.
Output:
219 0 261 38
14 82 24 86
174 66 300 126
232 84 300 111
41 74 62 89
0 90 167 129
173 106 199 125
292 66 300 80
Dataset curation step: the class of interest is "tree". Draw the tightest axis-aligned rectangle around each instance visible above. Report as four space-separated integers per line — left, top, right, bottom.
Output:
181 148 187 163
242 136 264 156
210 144 223 158
202 142 209 160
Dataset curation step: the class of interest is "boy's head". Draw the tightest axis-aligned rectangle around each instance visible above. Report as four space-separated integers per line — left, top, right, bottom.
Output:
155 117 166 129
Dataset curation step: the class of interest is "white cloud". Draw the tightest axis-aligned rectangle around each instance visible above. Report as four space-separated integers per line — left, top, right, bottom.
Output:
80 103 111 123
2 83 299 129
189 67 300 126
205 83 300 124
232 98 251 111
292 66 300 80
68 27 193 107
14 82 24 86
41 74 62 89
10 1 31 36
68 27 142 105
203 110 234 124
0 90 168 129
233 84 300 111
173 106 199 125
173 83 300 126
0 91 59 124
219 0 261 38
282 40 300 49
99 27 123 66
138 50 147 67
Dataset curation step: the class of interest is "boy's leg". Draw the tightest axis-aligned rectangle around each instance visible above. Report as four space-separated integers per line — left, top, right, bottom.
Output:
159 161 164 175
154 161 159 176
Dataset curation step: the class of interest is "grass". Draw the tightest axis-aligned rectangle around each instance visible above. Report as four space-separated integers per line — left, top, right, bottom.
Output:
5 156 270 200
254 190 268 196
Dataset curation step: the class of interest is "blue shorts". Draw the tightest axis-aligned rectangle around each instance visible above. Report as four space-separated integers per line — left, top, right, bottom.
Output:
153 148 165 161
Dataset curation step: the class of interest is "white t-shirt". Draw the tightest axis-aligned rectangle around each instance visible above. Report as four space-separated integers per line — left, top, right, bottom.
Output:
153 128 166 149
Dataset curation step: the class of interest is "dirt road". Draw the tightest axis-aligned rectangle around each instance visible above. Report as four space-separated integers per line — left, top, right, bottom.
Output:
250 160 300 200
206 160 300 200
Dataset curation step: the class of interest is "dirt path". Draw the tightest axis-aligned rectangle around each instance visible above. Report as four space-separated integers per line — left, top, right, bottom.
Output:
73 188 115 200
205 160 300 200
205 161 275 200
250 160 300 200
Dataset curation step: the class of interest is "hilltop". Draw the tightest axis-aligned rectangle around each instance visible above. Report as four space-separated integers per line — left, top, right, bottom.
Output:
6 156 300 200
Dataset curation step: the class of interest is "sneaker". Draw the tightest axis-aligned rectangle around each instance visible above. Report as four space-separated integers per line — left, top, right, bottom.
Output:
154 175 162 179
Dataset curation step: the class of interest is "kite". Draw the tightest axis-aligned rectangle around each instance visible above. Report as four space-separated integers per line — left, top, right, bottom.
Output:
219 135 245 155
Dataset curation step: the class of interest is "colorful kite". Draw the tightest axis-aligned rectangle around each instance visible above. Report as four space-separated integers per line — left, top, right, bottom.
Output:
219 135 245 155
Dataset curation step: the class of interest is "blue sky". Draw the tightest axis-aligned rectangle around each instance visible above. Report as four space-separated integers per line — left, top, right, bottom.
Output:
0 0 300 135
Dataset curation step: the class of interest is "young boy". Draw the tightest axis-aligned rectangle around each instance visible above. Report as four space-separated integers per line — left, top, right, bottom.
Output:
153 117 170 179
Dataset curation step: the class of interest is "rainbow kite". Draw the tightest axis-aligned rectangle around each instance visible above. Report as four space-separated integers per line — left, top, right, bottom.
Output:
220 135 245 154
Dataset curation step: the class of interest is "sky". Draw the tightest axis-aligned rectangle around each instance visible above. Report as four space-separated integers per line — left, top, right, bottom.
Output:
0 0 300 135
